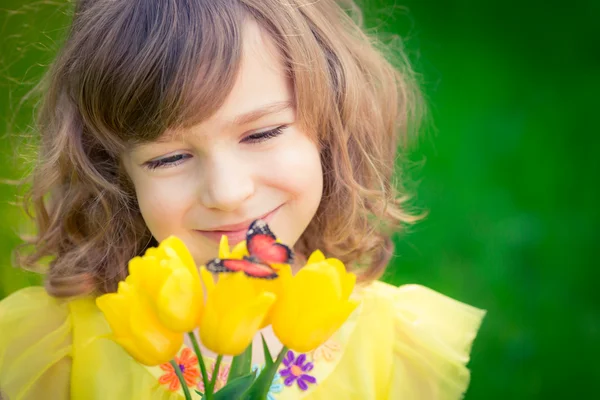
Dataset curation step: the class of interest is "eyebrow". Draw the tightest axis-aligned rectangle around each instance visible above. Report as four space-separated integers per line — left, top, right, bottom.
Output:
232 100 294 125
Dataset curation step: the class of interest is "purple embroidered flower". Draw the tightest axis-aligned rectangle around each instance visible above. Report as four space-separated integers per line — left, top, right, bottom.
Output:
279 350 317 391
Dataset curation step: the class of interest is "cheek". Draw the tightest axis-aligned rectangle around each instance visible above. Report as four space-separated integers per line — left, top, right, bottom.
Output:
266 133 323 199
260 132 323 245
134 179 195 241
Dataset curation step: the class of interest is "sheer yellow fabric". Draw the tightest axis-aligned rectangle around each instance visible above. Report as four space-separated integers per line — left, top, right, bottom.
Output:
304 282 485 399
0 287 71 399
0 282 484 399
0 287 177 400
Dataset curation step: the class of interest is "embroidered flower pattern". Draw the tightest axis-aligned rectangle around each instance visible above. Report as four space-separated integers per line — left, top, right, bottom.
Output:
197 362 230 392
159 348 200 391
252 364 284 400
310 338 341 362
279 351 317 391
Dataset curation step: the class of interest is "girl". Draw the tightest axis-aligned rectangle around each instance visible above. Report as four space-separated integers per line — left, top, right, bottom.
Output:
0 0 485 399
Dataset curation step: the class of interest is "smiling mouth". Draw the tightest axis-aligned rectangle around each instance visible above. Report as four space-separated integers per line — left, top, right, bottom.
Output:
195 205 282 243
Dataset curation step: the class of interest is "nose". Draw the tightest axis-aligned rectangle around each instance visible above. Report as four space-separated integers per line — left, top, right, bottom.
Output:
199 154 254 211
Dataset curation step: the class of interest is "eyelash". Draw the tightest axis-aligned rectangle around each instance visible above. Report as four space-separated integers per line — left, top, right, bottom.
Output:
241 125 286 144
144 154 190 170
144 125 288 170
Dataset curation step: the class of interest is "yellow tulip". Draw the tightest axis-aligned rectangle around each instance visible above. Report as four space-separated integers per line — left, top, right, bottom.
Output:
199 267 276 356
270 250 359 353
96 236 203 365
215 235 286 328
96 277 183 366
127 236 204 332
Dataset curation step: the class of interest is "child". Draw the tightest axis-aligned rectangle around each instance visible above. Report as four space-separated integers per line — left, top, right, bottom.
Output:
0 0 485 399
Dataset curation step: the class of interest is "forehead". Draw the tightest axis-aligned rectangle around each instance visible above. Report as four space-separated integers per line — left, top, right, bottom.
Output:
220 19 292 115
159 19 293 142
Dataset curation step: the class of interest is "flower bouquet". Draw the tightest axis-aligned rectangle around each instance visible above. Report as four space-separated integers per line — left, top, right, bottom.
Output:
96 220 358 399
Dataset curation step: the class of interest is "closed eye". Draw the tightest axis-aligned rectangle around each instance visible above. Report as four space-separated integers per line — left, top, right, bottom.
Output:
143 153 191 170
142 125 287 170
241 125 288 144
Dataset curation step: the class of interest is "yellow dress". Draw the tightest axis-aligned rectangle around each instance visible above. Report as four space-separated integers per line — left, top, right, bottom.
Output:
0 281 485 399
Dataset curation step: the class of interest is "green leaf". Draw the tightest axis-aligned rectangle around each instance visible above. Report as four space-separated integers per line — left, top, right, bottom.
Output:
213 373 256 400
241 346 287 400
228 343 253 384
261 333 273 367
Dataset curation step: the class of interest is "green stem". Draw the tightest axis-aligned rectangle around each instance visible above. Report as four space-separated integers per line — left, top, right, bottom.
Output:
169 360 193 400
207 354 223 395
188 332 210 398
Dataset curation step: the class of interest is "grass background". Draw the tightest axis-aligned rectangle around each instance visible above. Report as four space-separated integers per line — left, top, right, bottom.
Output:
1 1 598 398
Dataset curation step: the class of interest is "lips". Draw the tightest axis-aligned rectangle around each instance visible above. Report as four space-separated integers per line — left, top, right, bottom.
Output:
195 206 281 244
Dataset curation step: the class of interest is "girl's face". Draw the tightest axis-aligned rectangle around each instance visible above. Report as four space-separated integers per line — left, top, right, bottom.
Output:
122 20 323 265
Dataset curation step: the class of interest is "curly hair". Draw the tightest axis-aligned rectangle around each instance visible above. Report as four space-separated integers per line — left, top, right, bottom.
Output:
15 0 424 297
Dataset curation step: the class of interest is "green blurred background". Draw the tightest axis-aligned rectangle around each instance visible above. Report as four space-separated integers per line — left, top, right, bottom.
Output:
1 0 598 398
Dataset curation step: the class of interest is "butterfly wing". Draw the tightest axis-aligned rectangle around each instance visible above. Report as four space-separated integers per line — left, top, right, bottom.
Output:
232 257 278 279
206 257 229 273
247 219 277 239
206 256 278 279
247 219 294 264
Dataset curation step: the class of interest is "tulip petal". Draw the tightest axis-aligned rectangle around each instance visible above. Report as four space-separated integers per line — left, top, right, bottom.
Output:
341 299 360 319
294 299 358 352
157 267 203 332
306 250 326 265
325 258 346 279
200 266 215 292
97 236 204 366
268 262 288 271
214 272 255 313
216 292 276 355
200 273 251 354
306 250 326 264
270 254 358 353
230 240 249 259
127 256 144 278
200 270 277 356
219 235 231 259
198 299 220 354
286 317 334 352
98 282 183 365
114 337 161 366
294 266 342 310
161 236 196 271
129 294 183 365
276 263 293 280
96 292 132 338
143 247 162 261
134 256 171 299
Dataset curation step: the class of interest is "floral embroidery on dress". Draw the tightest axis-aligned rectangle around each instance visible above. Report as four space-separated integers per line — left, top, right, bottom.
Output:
252 364 284 400
279 350 317 391
158 348 200 391
310 338 341 362
197 362 231 392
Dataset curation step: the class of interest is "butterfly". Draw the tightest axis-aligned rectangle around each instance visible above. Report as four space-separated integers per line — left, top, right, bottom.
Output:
206 219 294 279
